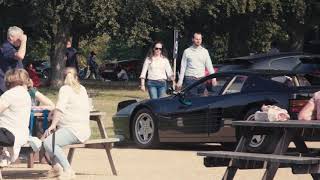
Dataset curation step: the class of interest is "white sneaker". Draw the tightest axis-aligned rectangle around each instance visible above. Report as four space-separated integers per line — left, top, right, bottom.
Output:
28 136 42 152
58 169 76 180
0 151 11 167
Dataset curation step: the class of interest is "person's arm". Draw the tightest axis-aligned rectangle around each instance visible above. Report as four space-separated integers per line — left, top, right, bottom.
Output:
14 34 27 61
43 86 69 137
177 51 187 88
139 58 150 91
0 100 9 113
204 50 217 86
35 91 55 110
164 58 174 81
298 100 315 121
205 50 214 75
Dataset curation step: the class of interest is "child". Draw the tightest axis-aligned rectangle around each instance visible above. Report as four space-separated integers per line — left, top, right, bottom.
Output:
0 69 31 167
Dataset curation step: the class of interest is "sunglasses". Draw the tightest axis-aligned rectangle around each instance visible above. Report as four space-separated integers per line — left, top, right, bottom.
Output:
154 47 162 50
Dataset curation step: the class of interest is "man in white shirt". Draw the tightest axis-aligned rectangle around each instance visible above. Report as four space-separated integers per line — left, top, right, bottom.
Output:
176 32 216 96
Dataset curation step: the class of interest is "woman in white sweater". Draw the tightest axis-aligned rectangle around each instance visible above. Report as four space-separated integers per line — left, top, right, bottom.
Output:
42 67 90 180
139 41 174 99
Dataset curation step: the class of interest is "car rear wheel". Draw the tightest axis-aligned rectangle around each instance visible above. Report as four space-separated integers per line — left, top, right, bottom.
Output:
244 108 281 153
132 108 159 148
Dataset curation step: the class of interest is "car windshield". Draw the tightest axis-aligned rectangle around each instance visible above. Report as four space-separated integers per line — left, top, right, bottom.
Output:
184 75 250 97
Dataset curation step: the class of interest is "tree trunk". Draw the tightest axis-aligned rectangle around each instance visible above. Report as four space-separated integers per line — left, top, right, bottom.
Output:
49 22 71 88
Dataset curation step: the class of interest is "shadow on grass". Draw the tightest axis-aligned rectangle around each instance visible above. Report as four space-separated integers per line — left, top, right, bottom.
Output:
2 169 47 179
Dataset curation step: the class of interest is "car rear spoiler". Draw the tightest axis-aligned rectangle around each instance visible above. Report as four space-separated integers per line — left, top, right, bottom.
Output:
299 56 320 64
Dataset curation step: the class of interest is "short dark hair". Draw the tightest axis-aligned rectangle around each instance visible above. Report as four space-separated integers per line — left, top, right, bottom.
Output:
193 32 202 38
90 51 96 56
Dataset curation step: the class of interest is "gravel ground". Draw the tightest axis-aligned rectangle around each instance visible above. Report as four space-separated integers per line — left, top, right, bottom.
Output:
1 143 316 180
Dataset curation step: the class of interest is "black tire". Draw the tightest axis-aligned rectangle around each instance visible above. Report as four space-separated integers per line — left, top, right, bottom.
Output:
132 108 159 148
243 108 281 153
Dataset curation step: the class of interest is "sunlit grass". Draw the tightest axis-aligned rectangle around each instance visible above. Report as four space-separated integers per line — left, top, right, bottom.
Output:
39 80 149 138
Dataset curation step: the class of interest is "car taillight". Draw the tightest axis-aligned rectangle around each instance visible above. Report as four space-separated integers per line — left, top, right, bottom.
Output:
290 99 309 113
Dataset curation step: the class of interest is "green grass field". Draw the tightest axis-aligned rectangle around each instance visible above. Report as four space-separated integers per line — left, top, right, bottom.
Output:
39 80 149 138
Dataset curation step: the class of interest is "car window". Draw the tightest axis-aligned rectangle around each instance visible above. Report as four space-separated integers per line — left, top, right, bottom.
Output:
269 57 300 70
271 76 294 87
223 75 248 94
296 75 311 86
186 76 232 97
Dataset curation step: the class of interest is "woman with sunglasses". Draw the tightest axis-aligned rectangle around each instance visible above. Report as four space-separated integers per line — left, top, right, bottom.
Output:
140 41 174 99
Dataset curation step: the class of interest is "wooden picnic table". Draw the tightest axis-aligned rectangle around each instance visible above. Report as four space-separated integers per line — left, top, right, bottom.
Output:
27 110 119 176
197 120 320 180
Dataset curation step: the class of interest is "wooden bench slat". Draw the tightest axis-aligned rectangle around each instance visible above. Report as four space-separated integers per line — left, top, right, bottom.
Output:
66 138 120 148
198 151 320 164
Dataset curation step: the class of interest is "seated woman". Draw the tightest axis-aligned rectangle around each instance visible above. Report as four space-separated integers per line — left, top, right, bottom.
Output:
28 79 55 110
0 69 31 167
42 67 90 180
298 92 319 121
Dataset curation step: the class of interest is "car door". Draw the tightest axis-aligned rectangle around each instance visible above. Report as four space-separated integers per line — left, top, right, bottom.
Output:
158 74 233 138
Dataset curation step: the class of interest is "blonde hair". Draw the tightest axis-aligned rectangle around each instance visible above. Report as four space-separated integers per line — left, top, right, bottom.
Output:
5 69 30 89
64 67 81 93
7 26 23 40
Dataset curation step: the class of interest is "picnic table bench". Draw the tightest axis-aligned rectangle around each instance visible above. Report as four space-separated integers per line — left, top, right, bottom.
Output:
197 120 320 180
0 110 119 180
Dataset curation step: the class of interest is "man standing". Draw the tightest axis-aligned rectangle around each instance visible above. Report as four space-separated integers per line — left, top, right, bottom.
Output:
0 26 27 94
176 32 215 96
65 40 79 73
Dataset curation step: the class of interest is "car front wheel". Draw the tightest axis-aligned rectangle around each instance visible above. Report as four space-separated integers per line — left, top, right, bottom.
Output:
132 108 159 148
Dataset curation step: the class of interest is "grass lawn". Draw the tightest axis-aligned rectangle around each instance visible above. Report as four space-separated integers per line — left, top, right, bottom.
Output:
39 80 149 138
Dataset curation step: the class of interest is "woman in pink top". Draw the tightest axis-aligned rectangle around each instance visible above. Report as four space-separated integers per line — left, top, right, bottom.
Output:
298 91 320 120
139 41 174 99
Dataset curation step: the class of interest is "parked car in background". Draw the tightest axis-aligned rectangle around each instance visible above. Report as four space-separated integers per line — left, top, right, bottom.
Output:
99 59 144 81
24 60 51 80
113 70 320 152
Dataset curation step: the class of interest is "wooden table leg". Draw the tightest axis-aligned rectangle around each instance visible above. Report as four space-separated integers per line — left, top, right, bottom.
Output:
262 129 293 180
222 135 248 180
67 148 75 165
27 152 35 168
104 143 117 175
312 174 320 180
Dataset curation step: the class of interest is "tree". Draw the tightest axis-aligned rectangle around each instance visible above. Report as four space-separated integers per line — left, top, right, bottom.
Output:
29 0 119 88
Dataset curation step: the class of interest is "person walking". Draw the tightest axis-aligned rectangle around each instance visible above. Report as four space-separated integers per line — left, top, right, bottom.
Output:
87 51 98 79
139 41 174 99
0 26 27 94
65 40 79 73
176 32 216 96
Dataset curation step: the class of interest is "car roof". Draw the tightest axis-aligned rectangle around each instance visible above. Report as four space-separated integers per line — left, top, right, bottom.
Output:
223 52 304 64
213 69 302 76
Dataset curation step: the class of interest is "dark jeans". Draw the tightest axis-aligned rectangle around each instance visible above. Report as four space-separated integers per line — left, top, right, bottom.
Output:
0 128 15 147
183 76 205 97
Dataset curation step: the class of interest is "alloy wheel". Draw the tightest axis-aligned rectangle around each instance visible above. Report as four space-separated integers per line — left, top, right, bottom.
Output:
135 113 155 144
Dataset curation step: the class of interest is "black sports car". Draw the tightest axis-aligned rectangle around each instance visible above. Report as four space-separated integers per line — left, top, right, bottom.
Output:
112 70 320 151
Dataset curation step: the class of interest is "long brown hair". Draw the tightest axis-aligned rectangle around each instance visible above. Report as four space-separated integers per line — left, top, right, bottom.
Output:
146 41 168 59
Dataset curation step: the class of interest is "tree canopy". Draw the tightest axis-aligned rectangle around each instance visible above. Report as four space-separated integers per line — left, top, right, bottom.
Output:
0 0 319 87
